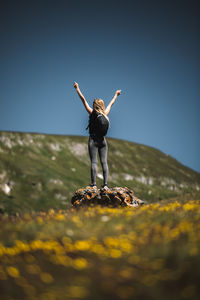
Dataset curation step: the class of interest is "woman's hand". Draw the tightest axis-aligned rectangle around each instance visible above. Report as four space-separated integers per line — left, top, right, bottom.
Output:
73 81 79 90
115 90 121 96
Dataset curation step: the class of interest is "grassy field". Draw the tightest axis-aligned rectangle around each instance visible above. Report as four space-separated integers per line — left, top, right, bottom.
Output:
0 198 200 300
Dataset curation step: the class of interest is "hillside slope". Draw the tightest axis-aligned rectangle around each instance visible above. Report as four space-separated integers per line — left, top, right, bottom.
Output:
0 131 199 213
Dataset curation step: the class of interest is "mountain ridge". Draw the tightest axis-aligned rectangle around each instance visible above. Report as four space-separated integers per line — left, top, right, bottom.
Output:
1 129 199 173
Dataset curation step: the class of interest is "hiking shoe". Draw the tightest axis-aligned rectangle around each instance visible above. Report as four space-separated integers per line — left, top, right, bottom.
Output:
89 184 97 189
101 184 109 190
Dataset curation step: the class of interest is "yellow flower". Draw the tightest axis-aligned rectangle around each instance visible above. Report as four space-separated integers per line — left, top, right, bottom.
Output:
183 203 196 211
179 221 191 233
54 214 64 221
6 266 20 278
109 249 122 258
37 216 43 223
30 240 44 250
170 228 180 240
74 240 91 251
15 240 30 252
91 243 106 255
73 258 88 270
104 237 119 248
118 238 132 253
50 254 72 266
48 209 55 215
40 272 54 284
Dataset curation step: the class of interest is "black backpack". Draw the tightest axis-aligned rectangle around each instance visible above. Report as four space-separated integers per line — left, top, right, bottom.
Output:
86 110 110 137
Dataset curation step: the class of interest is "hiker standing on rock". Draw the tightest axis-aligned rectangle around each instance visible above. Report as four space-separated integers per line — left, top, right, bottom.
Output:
73 81 121 189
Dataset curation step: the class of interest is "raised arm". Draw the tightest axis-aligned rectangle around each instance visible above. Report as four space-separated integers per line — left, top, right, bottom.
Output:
105 90 121 115
73 82 93 114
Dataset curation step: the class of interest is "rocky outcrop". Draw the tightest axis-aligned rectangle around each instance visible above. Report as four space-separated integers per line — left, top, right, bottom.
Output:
71 186 145 208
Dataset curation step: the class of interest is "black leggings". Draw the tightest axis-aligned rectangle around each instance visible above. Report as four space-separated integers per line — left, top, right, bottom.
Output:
88 135 108 185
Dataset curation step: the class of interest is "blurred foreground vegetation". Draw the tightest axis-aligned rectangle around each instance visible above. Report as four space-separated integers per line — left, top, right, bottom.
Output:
0 198 200 300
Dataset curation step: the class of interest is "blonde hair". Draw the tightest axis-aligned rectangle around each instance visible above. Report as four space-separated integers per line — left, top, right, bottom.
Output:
93 98 109 120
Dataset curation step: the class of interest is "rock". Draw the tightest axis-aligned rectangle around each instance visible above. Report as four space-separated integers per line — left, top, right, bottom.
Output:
71 186 145 208
2 182 11 194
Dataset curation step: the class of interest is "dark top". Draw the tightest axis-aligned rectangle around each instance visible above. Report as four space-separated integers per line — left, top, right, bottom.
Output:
86 110 109 138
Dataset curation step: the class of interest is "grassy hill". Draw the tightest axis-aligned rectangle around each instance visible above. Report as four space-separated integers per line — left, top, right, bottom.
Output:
0 131 199 214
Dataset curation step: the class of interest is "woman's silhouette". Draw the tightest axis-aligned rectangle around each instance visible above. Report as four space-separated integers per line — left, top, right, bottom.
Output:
73 82 121 189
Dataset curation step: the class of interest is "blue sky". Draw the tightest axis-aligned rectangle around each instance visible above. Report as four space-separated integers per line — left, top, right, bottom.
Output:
0 0 199 172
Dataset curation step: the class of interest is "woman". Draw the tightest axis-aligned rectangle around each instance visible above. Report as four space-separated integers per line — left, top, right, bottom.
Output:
73 81 121 189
